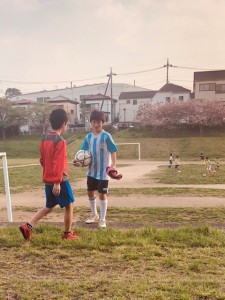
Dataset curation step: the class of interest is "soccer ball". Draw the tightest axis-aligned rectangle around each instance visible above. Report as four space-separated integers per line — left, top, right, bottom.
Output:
203 174 207 177
74 150 92 167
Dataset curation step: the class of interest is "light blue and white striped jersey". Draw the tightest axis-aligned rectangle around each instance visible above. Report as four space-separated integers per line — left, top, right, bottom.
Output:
81 130 118 180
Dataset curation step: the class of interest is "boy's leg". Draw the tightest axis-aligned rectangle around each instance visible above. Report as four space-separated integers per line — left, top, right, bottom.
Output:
99 193 107 222
19 207 53 240
64 202 74 232
86 191 99 223
86 177 99 223
98 180 109 228
29 207 53 226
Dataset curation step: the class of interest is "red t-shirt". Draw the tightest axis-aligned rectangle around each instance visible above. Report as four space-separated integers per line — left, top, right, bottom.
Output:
40 131 69 184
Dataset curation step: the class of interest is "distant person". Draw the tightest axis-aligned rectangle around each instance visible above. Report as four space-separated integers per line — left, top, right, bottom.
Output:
168 153 173 168
200 152 205 165
214 156 220 172
205 156 214 177
174 155 181 172
19 109 80 240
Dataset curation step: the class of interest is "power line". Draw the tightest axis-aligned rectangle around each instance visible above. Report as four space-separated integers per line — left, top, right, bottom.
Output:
172 65 220 71
117 66 165 76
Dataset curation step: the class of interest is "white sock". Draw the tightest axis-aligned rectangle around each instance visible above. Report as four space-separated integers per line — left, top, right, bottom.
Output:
89 198 97 215
99 199 108 221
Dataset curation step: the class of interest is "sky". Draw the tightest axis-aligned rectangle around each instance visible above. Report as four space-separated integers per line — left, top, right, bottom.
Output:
1 0 225 96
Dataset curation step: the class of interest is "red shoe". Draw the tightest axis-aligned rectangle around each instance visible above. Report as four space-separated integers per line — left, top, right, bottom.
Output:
62 230 80 240
19 223 32 240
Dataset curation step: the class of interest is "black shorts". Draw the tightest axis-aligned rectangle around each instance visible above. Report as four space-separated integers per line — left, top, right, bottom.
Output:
87 176 109 194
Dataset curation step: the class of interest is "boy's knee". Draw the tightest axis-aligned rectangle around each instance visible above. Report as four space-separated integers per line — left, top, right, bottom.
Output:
46 207 53 214
65 202 74 211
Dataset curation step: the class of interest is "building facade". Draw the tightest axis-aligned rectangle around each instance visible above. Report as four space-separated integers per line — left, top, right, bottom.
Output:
194 70 225 101
118 91 156 122
152 83 191 104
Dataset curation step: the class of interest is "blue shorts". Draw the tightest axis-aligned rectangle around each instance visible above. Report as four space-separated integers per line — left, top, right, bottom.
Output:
45 180 75 208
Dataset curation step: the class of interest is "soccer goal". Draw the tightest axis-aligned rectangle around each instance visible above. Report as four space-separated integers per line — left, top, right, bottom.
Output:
0 152 13 222
116 143 141 160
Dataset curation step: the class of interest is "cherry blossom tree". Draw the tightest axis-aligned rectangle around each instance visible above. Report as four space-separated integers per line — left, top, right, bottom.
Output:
137 99 225 135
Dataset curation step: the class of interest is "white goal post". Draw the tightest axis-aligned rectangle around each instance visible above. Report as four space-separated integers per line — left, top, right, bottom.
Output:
0 152 13 222
116 143 141 160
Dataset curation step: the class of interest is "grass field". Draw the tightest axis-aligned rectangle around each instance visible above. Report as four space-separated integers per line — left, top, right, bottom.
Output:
2 133 225 299
1 132 225 160
1 223 225 299
152 164 225 185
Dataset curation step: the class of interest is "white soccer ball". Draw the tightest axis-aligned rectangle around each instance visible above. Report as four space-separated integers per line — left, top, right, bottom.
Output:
74 150 92 167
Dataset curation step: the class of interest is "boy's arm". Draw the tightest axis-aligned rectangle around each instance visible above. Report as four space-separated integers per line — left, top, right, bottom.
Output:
52 140 67 195
111 152 117 168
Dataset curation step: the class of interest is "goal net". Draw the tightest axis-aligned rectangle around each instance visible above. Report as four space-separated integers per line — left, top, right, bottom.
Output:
116 143 141 160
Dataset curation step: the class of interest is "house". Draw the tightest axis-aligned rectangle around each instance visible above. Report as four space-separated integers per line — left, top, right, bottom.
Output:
13 95 79 134
81 93 117 123
12 83 150 122
152 83 191 104
46 95 79 125
194 70 225 101
118 91 157 123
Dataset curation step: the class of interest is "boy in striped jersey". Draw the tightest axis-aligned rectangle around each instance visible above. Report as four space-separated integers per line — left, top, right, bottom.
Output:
74 110 118 228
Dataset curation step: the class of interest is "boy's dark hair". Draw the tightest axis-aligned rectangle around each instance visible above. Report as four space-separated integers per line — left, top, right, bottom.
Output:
49 109 68 130
206 156 209 159
90 110 106 123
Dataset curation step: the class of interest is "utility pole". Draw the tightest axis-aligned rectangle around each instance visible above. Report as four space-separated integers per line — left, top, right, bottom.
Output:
164 58 173 84
107 67 116 122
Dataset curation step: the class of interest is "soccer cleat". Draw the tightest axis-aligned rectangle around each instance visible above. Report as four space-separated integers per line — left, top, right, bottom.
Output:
62 230 80 240
99 219 106 228
19 223 32 240
85 213 99 224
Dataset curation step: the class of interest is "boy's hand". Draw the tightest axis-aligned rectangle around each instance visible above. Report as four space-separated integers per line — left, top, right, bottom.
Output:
72 159 80 167
53 183 61 196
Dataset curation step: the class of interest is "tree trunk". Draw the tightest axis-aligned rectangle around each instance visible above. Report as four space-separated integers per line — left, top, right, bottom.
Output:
200 125 203 137
1 128 6 140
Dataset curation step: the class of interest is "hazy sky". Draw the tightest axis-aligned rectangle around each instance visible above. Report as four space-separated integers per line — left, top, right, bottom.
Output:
1 0 225 95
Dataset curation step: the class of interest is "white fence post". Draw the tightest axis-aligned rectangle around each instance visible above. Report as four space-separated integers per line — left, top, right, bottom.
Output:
0 152 13 222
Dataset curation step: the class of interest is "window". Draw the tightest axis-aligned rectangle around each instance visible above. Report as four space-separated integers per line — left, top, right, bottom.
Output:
166 97 171 102
179 96 184 101
216 84 225 93
37 97 50 103
37 97 44 103
126 100 130 104
133 99 137 105
86 103 99 110
199 83 215 91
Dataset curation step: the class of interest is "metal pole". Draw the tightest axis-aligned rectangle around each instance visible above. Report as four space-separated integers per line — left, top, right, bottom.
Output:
1 153 13 222
138 143 141 160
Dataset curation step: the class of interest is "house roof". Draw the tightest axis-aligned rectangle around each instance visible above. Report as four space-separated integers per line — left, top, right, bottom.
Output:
82 93 117 102
158 83 191 93
47 95 79 104
15 99 34 105
119 90 157 100
194 70 225 82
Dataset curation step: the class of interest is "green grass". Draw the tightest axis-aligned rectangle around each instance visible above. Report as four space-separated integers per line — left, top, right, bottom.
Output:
152 164 225 184
2 134 225 160
12 206 225 227
1 224 225 299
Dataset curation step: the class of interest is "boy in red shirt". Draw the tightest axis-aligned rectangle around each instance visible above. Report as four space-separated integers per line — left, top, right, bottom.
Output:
19 109 79 240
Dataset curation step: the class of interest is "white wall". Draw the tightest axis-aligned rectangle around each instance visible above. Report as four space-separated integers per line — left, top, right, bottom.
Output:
152 92 190 104
119 98 152 122
195 80 225 100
